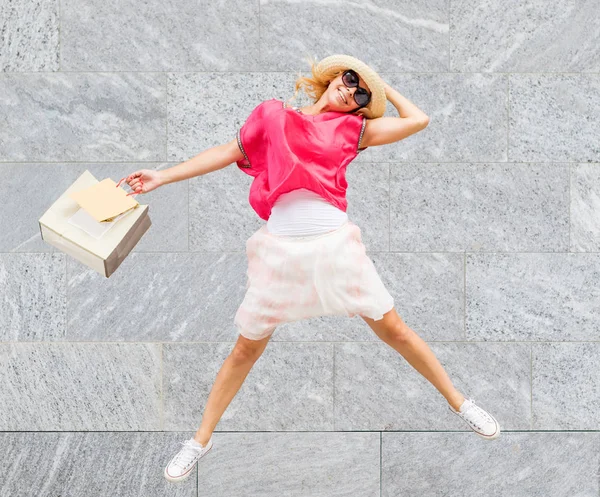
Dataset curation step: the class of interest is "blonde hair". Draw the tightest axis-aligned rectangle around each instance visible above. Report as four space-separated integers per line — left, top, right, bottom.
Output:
285 54 370 118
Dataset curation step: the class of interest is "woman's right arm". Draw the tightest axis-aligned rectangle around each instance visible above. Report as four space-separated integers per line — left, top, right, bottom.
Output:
160 138 244 185
125 138 244 194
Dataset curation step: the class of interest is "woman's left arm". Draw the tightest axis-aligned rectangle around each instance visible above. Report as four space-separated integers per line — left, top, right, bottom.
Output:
360 82 429 148
384 82 429 121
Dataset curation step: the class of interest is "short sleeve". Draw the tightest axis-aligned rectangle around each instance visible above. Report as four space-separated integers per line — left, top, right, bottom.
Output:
357 116 368 153
338 114 369 164
236 101 268 176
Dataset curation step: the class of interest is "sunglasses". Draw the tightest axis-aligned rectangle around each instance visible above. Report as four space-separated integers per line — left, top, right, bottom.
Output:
341 69 371 108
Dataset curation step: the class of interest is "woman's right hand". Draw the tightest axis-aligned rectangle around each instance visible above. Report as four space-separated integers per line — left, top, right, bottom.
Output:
124 169 164 195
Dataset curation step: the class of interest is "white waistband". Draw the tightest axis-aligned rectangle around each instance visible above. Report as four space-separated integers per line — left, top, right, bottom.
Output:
266 188 348 236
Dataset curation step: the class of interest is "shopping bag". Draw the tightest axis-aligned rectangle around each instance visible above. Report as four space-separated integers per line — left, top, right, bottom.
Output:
69 177 139 223
38 170 152 278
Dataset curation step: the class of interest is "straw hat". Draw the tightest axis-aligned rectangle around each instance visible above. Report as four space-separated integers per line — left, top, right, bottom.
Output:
315 54 387 119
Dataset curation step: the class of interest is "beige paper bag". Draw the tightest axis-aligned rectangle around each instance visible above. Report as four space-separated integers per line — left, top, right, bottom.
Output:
69 177 139 222
39 170 152 278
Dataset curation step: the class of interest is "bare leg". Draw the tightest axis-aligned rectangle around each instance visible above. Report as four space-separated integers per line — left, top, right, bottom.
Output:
194 331 274 445
361 308 466 411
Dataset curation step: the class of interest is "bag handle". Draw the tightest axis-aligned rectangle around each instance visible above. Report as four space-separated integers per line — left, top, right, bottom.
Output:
116 177 142 197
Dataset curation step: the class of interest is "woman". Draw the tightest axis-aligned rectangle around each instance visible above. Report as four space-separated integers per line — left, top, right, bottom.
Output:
124 54 501 483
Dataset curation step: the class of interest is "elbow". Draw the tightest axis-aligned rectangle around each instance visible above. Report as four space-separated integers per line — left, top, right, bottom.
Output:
419 116 430 128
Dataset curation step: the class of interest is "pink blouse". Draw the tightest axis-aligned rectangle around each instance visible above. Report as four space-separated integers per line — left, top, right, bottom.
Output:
236 98 368 221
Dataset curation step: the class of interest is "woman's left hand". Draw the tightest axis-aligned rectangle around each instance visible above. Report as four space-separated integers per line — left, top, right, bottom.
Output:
382 81 393 98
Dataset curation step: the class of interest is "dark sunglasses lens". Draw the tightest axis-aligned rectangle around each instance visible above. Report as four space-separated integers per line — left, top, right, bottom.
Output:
343 70 358 87
355 92 370 106
342 70 370 107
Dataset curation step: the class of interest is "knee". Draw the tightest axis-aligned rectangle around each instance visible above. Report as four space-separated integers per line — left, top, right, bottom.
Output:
390 319 412 343
230 344 261 364
230 334 270 363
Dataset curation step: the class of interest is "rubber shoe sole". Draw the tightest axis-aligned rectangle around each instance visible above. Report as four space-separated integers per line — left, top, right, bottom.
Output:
164 439 213 482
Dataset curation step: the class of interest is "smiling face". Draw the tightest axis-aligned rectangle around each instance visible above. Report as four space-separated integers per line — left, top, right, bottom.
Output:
326 70 371 113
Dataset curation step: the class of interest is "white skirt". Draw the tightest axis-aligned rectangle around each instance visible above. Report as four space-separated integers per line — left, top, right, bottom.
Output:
234 220 395 340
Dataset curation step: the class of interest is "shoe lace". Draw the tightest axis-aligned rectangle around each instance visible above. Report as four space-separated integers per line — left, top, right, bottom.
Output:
460 397 494 429
172 440 204 469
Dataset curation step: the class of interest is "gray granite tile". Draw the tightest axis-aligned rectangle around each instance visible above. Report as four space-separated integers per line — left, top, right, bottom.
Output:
335 342 530 431
0 0 59 71
390 163 569 252
361 73 507 162
0 73 166 161
450 0 600 72
0 253 66 341
571 163 600 252
509 74 600 162
260 1 448 72
199 432 380 497
167 71 291 163
270 313 389 342
466 253 600 341
0 343 161 430
60 0 259 71
67 252 247 341
163 342 334 431
344 162 390 252
189 162 264 251
0 432 196 497
382 432 599 496
373 252 464 341
1 163 186 253
533 343 600 430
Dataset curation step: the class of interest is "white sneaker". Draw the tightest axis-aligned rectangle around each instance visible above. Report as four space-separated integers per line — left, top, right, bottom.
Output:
164 437 213 482
448 397 501 440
